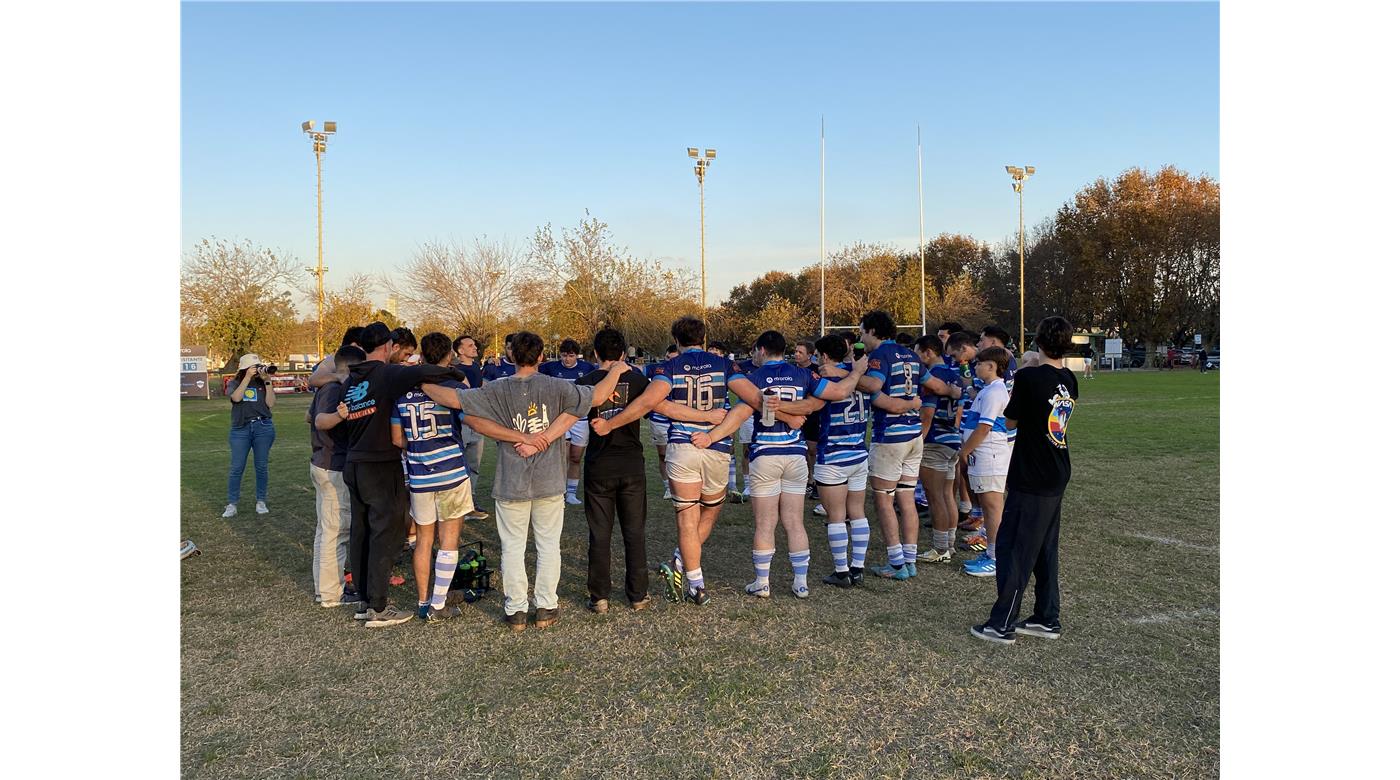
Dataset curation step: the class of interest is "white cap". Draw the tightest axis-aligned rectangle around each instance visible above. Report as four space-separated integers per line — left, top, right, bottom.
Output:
237 354 262 370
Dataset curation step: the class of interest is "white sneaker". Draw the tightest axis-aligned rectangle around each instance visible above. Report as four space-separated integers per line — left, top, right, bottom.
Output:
221 504 237 518
813 503 827 517
792 583 810 599
565 492 583 505
745 581 771 598
917 547 953 563
255 501 269 514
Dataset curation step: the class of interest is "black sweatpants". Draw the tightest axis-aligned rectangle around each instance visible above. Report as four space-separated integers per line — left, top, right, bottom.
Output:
986 489 1063 632
344 460 410 612
583 470 649 604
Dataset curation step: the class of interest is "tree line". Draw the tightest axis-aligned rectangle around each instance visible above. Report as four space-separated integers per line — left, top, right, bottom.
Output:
180 164 1218 367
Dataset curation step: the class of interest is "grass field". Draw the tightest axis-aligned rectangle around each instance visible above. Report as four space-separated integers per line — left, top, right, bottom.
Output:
181 370 1219 779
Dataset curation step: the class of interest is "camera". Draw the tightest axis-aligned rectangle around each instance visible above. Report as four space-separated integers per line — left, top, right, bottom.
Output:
255 364 278 375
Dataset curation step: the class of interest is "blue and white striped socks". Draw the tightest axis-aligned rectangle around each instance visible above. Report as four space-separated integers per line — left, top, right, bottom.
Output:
887 544 906 569
849 518 870 569
430 549 458 610
751 548 775 586
686 568 705 594
826 523 849 572
789 549 810 591
902 543 918 565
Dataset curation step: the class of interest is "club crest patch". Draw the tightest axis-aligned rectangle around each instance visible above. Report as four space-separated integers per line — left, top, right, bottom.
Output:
1047 385 1075 449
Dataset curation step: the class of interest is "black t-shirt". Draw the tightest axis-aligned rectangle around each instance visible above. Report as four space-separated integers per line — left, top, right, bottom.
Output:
577 367 649 476
1004 364 1079 496
340 360 465 463
453 361 484 389
229 378 272 427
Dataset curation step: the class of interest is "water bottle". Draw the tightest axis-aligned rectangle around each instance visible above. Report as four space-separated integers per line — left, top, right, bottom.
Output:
761 388 776 427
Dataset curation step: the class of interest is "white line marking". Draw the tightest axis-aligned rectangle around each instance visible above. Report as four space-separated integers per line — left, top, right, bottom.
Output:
197 414 219 422
1127 532 1217 552
1129 607 1218 625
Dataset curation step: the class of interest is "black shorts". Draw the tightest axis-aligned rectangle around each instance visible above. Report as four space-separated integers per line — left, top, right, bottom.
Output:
802 414 821 443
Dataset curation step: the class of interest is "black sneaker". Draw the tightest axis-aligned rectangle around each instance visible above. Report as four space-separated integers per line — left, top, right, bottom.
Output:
503 611 527 632
806 484 819 501
535 607 560 628
848 567 865 587
424 604 461 623
822 571 853 589
969 623 1016 645
1014 619 1061 640
683 587 711 606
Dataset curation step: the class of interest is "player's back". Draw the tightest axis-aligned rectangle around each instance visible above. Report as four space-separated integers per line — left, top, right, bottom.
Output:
865 340 923 443
393 384 469 492
746 360 822 459
922 362 963 449
818 362 871 466
651 348 740 452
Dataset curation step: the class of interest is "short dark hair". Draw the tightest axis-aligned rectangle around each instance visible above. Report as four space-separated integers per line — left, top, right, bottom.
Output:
860 310 897 340
452 334 476 353
895 332 915 347
796 339 816 355
815 334 848 362
975 346 1011 376
914 334 942 354
592 328 626 362
333 345 366 370
981 325 1011 347
511 331 545 366
359 322 392 353
390 327 416 349
504 332 517 346
665 343 679 356
945 330 979 356
937 321 963 335
421 332 453 365
671 316 706 348
1034 316 1075 359
341 326 364 347
708 341 726 354
559 338 581 355
755 330 786 358
842 331 858 345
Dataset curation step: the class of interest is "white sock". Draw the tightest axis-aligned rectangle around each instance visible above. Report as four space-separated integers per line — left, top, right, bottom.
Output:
430 549 459 609
988 541 997 561
567 478 578 494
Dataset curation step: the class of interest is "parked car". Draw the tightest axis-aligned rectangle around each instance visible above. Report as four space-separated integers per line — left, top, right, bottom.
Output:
1171 348 1196 367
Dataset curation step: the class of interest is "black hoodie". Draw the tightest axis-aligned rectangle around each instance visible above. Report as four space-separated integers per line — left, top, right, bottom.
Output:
339 360 464 463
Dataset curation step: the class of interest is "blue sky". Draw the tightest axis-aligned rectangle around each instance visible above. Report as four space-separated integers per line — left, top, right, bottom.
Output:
182 1 1218 308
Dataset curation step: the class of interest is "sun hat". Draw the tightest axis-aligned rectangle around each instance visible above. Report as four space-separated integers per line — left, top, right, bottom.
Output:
237 354 262 371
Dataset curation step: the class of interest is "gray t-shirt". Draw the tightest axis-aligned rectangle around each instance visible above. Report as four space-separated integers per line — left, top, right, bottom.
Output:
456 372 592 502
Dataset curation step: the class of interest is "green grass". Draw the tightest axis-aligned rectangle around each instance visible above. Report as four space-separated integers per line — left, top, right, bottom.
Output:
182 370 1219 779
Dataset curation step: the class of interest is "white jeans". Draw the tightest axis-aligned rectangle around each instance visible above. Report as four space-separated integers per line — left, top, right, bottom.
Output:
310 463 352 602
495 494 566 614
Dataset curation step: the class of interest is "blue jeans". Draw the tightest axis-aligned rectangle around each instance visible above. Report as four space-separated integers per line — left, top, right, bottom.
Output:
228 418 276 503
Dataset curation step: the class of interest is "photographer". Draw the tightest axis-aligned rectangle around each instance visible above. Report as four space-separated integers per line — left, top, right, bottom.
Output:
222 354 278 518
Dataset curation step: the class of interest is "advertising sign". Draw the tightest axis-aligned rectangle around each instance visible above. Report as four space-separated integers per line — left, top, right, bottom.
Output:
181 346 211 399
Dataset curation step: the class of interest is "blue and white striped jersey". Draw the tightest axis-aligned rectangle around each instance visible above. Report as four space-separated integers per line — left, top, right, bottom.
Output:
816 362 871 466
644 363 669 424
922 362 963 448
864 340 923 444
391 381 470 493
744 360 827 459
649 348 743 453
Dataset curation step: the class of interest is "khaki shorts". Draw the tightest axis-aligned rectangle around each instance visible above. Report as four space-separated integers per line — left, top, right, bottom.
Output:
869 438 923 483
748 454 809 497
566 418 590 448
409 479 475 525
812 460 869 493
650 419 670 447
921 442 959 477
665 443 732 496
968 473 1007 495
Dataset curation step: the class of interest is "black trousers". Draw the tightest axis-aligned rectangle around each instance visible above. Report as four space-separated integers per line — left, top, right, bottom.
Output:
986 489 1063 632
583 469 649 604
344 460 409 612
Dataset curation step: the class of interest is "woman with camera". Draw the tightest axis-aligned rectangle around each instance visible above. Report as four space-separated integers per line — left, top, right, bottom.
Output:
222 353 278 518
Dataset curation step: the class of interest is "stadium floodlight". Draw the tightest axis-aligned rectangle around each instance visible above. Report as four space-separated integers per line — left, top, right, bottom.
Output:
686 146 717 344
302 121 338 359
1005 163 1036 352
324 121 337 133
302 120 313 132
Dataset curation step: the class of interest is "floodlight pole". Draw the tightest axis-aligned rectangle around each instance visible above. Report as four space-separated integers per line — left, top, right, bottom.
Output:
1006 164 1034 349
689 148 715 345
820 116 826 334
303 121 336 359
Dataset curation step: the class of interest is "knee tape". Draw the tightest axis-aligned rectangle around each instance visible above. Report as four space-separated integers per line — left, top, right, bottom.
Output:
874 486 897 497
671 498 700 512
896 482 917 492
699 496 727 508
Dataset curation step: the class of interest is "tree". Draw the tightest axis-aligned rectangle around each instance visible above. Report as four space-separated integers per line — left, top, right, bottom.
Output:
315 273 379 348
384 237 526 342
180 238 301 365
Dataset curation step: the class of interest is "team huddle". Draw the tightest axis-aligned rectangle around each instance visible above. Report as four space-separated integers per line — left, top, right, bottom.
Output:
294 310 1080 645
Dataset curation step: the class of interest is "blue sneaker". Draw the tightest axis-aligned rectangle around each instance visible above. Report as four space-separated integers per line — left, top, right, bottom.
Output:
871 564 912 581
963 554 997 578
905 561 918 578
657 562 684 604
